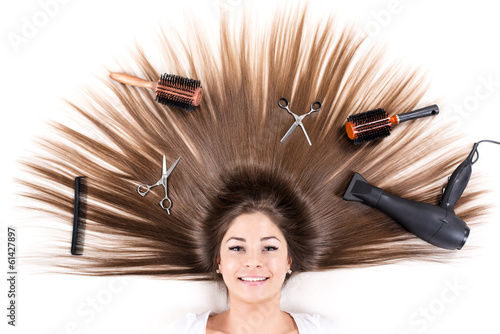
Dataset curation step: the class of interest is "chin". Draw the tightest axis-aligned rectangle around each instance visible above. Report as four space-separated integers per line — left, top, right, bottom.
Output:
230 279 283 304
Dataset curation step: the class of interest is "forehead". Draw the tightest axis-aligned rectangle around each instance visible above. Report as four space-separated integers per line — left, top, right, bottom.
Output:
223 212 285 241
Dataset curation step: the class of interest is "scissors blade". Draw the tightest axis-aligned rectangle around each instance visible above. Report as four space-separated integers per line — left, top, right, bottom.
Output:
280 123 298 143
299 124 312 146
162 155 167 175
166 156 181 177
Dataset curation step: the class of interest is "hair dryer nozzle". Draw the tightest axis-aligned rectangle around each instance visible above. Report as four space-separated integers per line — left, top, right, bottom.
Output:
343 173 470 250
343 172 372 202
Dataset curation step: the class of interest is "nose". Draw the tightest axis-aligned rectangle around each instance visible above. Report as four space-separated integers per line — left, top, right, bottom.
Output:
243 248 262 268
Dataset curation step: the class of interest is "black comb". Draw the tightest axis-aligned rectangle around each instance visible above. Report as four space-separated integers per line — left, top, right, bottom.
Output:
71 176 87 255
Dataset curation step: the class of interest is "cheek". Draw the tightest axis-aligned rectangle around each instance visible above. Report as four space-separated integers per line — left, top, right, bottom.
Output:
267 253 289 273
219 253 240 274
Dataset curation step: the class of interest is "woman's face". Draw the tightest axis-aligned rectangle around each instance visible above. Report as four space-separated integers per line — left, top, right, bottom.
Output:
218 212 291 305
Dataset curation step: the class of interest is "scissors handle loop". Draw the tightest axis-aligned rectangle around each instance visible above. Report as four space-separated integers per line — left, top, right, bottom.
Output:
311 101 322 112
159 197 172 214
137 184 152 196
278 97 290 109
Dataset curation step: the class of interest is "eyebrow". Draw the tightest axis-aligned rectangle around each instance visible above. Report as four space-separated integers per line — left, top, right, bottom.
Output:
225 236 281 243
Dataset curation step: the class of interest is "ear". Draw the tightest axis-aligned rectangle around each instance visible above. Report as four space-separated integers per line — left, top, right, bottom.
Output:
287 256 292 269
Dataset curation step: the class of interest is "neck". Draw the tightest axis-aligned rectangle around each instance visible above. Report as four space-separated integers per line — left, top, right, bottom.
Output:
222 292 294 333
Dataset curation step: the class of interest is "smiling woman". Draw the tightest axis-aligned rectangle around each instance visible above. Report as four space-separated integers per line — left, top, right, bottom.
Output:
19 1 488 333
169 182 337 332
208 212 304 333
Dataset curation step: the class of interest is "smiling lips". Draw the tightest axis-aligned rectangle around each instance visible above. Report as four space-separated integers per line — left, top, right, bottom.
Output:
238 276 269 285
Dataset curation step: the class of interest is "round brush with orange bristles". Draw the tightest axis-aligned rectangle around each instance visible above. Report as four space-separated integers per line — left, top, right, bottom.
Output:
110 72 203 112
346 104 439 144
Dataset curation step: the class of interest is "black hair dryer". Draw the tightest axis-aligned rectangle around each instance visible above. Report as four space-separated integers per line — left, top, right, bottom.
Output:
343 143 479 250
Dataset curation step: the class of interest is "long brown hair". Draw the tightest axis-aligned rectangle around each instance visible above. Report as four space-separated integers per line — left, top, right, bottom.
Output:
20 3 486 280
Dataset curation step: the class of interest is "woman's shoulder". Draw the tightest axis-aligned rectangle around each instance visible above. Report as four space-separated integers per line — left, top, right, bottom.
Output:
163 311 212 334
289 312 338 333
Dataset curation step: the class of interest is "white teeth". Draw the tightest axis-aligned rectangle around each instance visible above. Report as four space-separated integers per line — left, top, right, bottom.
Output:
239 277 268 282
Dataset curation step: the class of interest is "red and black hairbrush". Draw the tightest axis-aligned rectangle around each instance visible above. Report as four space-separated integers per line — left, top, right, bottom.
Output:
110 72 203 112
346 104 439 144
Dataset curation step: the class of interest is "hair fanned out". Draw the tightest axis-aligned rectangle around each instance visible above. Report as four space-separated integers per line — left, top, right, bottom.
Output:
20 4 486 279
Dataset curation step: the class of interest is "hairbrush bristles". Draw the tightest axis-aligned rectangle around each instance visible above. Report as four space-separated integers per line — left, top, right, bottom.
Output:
346 108 391 144
156 74 203 112
353 126 391 144
346 108 388 124
346 104 439 144
109 72 203 111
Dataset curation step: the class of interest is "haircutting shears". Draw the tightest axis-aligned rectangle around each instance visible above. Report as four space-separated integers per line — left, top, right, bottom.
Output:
278 97 322 146
137 155 181 215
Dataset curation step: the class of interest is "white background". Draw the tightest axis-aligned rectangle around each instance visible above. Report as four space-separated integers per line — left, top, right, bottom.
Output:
1 0 499 333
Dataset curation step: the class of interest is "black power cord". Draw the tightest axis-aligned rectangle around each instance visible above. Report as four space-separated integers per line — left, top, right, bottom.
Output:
471 140 500 165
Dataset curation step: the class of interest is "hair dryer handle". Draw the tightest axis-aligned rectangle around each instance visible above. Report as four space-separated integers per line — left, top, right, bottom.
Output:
440 143 478 210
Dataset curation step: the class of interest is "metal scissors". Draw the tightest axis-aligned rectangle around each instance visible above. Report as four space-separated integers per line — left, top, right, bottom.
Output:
278 98 322 146
137 155 181 215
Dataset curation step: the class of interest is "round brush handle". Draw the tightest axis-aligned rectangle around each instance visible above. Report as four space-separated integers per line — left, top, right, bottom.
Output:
397 104 439 123
109 73 157 91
